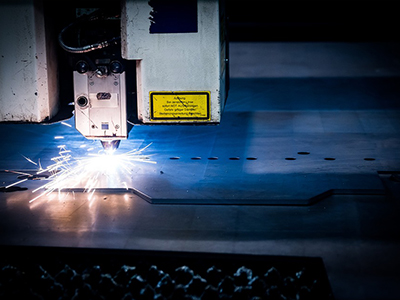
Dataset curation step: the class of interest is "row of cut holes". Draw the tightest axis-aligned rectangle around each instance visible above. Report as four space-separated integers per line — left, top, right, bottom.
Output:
285 152 376 161
170 157 376 161
285 157 376 161
169 157 258 161
170 151 376 161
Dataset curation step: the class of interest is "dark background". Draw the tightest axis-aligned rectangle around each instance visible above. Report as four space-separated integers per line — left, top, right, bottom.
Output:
45 0 400 42
226 0 400 42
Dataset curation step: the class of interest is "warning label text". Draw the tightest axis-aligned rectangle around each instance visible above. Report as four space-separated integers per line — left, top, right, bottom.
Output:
150 92 210 121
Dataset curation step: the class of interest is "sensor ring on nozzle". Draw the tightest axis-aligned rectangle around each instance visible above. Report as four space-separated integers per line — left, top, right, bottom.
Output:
76 96 89 108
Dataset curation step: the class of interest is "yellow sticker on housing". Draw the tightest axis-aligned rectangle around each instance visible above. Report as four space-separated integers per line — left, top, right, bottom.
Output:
150 91 210 121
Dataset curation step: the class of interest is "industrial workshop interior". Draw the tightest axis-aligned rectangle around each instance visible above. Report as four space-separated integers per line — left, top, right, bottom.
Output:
1 0 399 299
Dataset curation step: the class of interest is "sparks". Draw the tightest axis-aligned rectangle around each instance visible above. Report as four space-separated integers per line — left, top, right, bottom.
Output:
61 121 72 127
122 181 128 190
21 154 38 166
5 143 156 203
6 178 28 189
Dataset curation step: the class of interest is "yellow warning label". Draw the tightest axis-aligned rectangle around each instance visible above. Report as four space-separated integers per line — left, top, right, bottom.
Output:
150 91 210 121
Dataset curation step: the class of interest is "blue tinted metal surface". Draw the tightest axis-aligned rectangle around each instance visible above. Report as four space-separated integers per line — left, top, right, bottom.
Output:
1 78 400 204
1 73 400 299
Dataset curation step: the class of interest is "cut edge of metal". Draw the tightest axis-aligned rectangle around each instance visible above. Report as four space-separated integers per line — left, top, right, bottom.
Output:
60 187 152 203
61 187 386 206
308 188 386 205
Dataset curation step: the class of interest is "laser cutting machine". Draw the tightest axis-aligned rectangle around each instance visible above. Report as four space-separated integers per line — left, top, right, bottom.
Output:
0 0 228 151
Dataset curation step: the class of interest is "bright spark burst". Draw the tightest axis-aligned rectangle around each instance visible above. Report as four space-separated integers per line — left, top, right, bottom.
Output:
6 144 155 203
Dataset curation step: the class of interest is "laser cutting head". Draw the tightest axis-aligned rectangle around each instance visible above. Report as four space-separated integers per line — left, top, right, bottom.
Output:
58 6 128 151
73 69 127 150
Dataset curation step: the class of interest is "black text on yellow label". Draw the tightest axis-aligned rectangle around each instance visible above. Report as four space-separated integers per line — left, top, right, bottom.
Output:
150 91 210 121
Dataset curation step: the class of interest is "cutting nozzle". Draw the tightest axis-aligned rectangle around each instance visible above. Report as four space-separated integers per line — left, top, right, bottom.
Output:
101 140 121 152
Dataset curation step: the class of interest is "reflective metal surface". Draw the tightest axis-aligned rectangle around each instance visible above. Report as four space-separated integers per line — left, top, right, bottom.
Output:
1 80 399 204
1 42 400 299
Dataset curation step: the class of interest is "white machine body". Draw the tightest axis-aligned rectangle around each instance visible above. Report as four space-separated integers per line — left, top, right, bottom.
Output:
122 0 228 124
0 0 58 122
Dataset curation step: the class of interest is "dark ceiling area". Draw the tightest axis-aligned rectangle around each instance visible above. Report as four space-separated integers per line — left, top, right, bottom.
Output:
226 0 400 42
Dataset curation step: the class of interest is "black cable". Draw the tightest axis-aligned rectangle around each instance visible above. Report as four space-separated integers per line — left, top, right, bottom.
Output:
58 8 121 54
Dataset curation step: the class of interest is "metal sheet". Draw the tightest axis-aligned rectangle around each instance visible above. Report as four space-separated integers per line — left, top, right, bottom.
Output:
1 78 400 204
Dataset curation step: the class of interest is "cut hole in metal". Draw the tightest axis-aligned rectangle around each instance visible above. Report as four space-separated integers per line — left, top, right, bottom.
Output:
364 158 376 161
208 157 218 160
298 152 310 155
169 157 180 160
324 158 336 161
229 157 240 160
246 157 257 160
285 158 296 160
191 157 201 160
